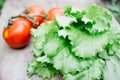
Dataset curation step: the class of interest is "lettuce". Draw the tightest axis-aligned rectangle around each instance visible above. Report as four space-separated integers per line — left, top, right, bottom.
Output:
58 27 108 58
64 59 105 80
81 5 112 34
27 4 120 80
27 60 59 78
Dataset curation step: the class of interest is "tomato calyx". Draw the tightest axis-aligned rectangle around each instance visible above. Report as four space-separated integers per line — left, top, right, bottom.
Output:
23 8 46 18
23 7 30 14
7 13 47 28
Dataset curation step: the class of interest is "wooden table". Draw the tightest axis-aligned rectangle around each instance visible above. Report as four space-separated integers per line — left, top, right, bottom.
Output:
0 0 119 80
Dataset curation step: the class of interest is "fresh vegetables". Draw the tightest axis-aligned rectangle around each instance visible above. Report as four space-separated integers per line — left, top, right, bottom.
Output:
2 5 46 48
47 7 63 21
23 6 46 28
27 4 120 80
3 5 64 48
3 17 32 48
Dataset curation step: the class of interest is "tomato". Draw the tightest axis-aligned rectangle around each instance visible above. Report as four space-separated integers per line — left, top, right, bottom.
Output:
3 17 32 48
47 7 63 21
23 6 46 28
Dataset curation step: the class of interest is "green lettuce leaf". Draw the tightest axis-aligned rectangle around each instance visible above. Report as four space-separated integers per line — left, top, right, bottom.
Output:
31 21 58 50
55 16 77 28
41 25 95 74
103 26 120 80
107 26 120 55
64 5 86 22
27 5 120 80
64 5 72 15
36 55 51 63
42 31 80 74
59 27 108 58
27 59 59 78
52 47 80 74
82 4 112 34
103 54 120 80
64 59 105 80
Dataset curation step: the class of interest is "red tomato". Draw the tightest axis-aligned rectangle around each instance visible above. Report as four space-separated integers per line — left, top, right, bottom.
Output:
3 17 32 48
47 7 63 21
23 6 46 28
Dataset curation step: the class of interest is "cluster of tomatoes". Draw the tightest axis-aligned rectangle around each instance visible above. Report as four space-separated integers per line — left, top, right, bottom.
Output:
3 6 63 48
